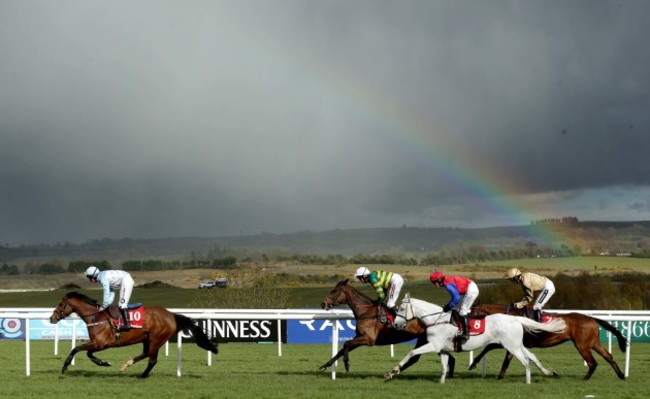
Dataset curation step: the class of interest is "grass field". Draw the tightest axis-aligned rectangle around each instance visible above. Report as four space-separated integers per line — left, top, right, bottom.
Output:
1 340 646 399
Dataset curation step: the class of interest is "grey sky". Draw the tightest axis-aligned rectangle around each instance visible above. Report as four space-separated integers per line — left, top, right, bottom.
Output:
2 1 649 245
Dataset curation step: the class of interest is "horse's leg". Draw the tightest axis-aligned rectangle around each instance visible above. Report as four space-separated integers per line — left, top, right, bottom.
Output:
573 341 598 380
522 346 557 377
120 339 150 372
384 341 437 380
468 343 503 370
87 350 111 367
62 341 99 374
439 352 449 384
62 347 80 374
506 347 532 384
447 353 456 379
399 335 426 373
319 338 365 372
139 341 163 378
497 352 514 379
319 347 346 371
592 343 625 380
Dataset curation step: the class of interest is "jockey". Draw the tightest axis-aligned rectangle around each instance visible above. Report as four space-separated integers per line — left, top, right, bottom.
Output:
505 268 555 322
84 266 135 331
355 267 404 325
430 270 479 340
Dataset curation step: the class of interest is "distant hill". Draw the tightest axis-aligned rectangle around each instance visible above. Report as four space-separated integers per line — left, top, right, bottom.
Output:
2 221 650 263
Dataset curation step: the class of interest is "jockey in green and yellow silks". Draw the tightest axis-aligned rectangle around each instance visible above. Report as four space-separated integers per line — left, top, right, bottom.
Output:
355 267 404 325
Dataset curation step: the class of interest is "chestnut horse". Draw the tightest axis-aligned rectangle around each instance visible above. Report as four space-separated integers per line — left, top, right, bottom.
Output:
319 279 456 376
469 303 626 380
49 291 218 378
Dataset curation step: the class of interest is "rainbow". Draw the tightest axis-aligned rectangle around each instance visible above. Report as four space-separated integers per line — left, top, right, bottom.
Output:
231 19 572 247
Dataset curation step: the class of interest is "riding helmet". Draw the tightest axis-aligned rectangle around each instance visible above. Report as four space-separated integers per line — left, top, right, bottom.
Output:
355 267 370 278
84 265 100 279
429 270 445 282
505 268 522 279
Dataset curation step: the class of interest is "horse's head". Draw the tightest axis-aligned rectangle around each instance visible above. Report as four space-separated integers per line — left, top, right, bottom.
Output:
49 294 75 324
321 279 351 310
49 292 99 323
394 295 448 329
392 293 414 329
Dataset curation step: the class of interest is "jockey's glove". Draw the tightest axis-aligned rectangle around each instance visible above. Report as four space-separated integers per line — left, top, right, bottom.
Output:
442 304 452 312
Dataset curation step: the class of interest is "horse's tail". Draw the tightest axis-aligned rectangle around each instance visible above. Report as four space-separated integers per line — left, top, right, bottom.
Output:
516 316 566 334
174 314 219 354
594 317 627 352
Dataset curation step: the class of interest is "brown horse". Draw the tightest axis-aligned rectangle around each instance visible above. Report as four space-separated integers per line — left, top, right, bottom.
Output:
318 279 455 376
469 303 626 380
49 291 218 378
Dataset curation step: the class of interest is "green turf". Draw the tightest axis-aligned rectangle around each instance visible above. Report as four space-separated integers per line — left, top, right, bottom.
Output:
1 340 645 399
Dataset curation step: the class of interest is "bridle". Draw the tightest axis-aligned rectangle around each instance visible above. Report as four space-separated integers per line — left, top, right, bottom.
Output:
52 297 101 321
52 298 72 322
323 287 378 319
394 297 449 329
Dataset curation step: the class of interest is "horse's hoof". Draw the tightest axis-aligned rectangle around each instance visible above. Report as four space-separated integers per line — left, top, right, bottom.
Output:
318 366 327 372
468 363 476 370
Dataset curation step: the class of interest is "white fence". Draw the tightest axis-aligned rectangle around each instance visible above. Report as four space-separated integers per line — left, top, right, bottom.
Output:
1 307 648 379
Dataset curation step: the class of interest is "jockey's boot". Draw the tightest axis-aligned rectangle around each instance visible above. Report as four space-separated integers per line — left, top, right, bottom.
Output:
533 309 542 322
459 316 469 341
118 307 131 331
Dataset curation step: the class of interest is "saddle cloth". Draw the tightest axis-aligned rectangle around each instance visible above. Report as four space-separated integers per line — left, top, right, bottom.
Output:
107 304 145 329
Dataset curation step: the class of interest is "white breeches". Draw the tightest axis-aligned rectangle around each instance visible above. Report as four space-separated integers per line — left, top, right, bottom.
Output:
386 274 404 308
533 279 555 310
459 281 479 316
118 275 135 309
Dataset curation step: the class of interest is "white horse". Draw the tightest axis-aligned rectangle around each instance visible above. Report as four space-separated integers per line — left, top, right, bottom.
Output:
385 294 566 384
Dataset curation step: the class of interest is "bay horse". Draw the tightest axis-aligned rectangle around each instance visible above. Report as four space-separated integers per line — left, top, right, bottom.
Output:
49 291 218 378
319 279 456 377
469 303 626 380
385 294 566 384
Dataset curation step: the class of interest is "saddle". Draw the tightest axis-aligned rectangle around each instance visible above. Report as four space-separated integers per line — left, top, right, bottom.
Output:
105 304 144 329
451 310 487 352
513 305 561 323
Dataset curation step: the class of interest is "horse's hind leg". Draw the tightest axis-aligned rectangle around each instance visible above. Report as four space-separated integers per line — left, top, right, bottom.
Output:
469 343 502 370
497 352 514 379
522 347 557 377
120 340 150 372
507 347 532 384
592 343 625 380
140 344 163 378
574 342 598 380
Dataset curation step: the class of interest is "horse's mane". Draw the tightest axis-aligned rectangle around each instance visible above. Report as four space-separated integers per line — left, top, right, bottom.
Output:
336 280 376 304
409 297 443 312
65 291 100 306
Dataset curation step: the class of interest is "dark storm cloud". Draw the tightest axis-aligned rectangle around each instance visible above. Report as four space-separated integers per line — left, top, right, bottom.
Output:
1 1 650 245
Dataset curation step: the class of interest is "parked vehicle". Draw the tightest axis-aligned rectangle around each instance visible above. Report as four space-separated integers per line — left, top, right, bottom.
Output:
198 281 216 289
198 278 228 289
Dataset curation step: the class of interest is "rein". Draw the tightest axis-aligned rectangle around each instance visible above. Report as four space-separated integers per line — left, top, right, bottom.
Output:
418 311 449 328
54 297 105 323
324 287 381 320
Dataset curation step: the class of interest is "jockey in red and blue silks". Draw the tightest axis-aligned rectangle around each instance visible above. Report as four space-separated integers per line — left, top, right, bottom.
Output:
430 271 479 340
